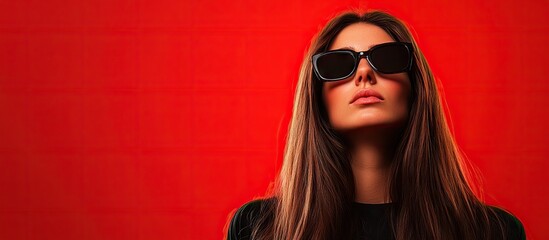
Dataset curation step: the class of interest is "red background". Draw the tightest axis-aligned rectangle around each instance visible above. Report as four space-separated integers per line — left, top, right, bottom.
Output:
0 0 547 239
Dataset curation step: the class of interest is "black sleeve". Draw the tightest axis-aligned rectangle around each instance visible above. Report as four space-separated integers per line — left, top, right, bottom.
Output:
490 206 526 240
227 199 264 240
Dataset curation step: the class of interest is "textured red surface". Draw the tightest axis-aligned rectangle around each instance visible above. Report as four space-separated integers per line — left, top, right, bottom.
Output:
0 0 547 239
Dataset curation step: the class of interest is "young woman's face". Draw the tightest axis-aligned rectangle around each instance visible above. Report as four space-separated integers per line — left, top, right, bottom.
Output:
322 23 412 134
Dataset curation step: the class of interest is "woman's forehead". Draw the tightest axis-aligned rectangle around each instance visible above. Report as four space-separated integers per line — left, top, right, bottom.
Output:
329 23 395 51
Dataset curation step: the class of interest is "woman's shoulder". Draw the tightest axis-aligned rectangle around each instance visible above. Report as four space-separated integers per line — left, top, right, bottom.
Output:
486 205 526 240
227 198 275 240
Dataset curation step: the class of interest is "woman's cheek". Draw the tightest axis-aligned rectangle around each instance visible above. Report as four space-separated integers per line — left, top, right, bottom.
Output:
323 89 346 128
388 83 412 120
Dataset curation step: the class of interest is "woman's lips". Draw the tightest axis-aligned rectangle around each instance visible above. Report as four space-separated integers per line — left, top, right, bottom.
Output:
351 96 383 105
350 88 384 105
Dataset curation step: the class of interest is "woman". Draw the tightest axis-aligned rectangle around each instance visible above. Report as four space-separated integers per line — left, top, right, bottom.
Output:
226 9 526 240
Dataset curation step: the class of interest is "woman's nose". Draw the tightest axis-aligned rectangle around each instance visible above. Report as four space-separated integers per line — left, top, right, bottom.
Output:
354 58 376 86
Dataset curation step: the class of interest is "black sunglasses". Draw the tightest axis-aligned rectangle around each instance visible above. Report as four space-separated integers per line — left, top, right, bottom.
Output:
312 42 414 81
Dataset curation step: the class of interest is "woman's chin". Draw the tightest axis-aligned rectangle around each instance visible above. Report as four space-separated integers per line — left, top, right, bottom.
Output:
333 120 407 135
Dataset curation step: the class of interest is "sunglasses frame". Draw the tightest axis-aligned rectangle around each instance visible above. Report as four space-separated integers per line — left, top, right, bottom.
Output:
312 42 414 81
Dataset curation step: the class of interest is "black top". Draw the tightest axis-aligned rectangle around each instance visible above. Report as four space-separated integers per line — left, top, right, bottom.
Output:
227 199 526 240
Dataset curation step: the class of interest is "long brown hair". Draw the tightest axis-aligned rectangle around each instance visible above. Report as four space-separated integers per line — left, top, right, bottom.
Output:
247 9 507 240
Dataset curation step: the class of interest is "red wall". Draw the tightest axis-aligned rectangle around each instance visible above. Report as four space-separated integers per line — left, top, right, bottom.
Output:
0 0 547 239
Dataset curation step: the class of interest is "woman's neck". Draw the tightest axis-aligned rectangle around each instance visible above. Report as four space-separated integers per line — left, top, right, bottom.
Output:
346 128 400 204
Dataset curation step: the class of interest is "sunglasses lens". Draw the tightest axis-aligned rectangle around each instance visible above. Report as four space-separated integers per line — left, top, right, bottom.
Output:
369 44 411 73
315 52 355 80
